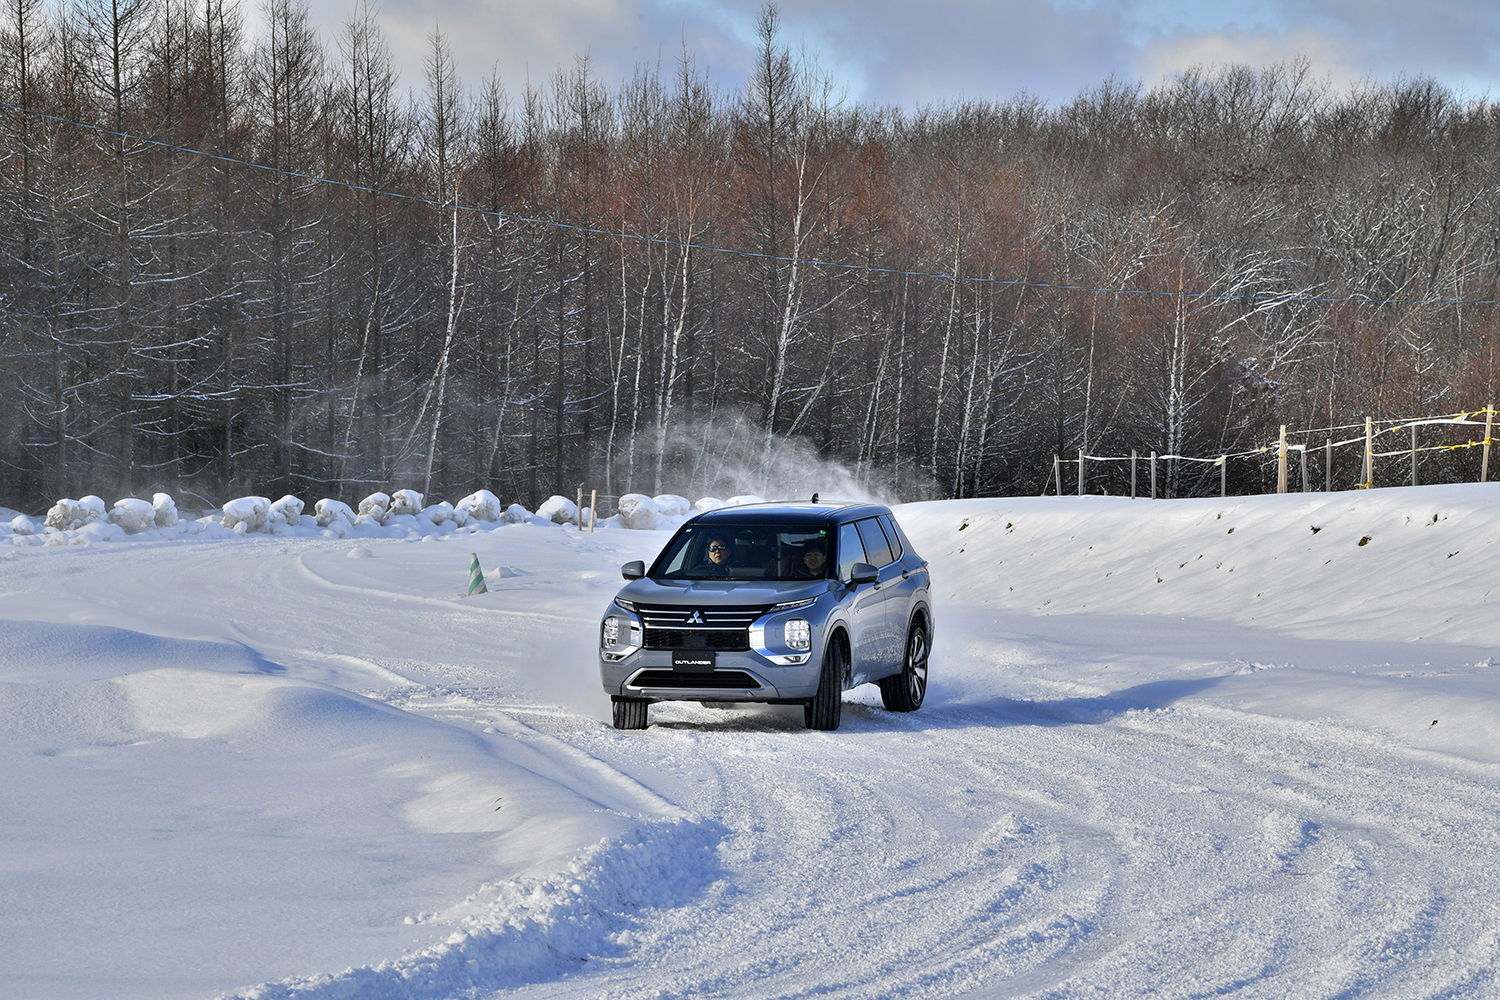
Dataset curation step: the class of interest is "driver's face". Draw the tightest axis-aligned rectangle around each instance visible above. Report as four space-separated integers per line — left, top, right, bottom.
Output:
707 538 732 565
803 549 826 571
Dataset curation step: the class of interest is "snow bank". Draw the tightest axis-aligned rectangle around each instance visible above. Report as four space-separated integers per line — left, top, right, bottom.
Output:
724 494 766 507
224 816 721 1000
501 503 530 524
692 496 725 513
537 495 579 525
9 514 36 536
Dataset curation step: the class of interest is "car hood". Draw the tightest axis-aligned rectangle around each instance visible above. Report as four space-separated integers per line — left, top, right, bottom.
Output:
616 577 835 608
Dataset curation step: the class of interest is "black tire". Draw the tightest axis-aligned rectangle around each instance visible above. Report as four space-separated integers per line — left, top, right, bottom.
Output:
804 632 846 731
880 618 929 712
612 696 649 730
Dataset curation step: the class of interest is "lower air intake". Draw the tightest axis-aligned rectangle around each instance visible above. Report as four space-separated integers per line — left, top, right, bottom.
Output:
629 670 761 690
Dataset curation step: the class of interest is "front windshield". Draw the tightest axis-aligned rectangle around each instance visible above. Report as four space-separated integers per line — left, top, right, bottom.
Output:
652 524 832 581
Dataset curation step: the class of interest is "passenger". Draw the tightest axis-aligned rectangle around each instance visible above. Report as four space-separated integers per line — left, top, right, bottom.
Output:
696 534 735 576
792 546 828 579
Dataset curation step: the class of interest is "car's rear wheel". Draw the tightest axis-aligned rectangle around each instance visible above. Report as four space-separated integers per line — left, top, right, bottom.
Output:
612 696 649 730
880 619 928 712
804 632 846 731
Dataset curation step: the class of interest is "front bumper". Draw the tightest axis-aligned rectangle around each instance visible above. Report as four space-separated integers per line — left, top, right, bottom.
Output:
600 647 822 702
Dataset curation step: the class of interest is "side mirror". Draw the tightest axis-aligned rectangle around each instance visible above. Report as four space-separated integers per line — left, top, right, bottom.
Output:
621 560 646 580
849 562 879 585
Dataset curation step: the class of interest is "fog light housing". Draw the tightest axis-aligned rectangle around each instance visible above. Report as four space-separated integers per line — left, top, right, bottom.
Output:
785 618 811 651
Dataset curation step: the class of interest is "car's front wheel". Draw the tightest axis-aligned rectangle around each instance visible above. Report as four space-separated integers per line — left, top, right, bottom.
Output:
880 618 928 712
804 632 846 731
612 696 649 730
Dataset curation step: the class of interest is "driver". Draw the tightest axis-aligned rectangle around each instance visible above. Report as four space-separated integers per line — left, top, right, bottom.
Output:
696 534 735 576
792 545 828 579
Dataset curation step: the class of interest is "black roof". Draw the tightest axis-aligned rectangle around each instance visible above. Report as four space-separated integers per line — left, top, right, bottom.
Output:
689 501 887 527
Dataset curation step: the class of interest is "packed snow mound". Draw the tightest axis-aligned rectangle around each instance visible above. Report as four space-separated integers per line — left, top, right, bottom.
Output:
359 492 392 523
45 495 106 530
457 490 502 523
390 490 424 516
615 494 660 530
152 492 178 527
109 497 157 534
10 514 36 536
314 498 355 527
537 495 579 525
501 503 529 524
692 496 725 513
222 496 272 533
724 494 766 506
269 495 304 527
421 501 456 526
653 494 690 517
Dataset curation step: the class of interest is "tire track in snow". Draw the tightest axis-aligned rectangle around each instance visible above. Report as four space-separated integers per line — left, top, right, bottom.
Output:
480 691 1500 1000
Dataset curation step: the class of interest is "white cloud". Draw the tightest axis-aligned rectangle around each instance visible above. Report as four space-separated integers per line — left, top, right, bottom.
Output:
1135 24 1367 91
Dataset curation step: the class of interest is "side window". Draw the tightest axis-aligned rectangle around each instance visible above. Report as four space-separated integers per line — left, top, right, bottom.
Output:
879 514 904 559
855 517 893 567
836 522 867 580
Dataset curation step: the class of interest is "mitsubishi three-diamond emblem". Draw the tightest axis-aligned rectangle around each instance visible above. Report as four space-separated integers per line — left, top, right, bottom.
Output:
686 609 704 625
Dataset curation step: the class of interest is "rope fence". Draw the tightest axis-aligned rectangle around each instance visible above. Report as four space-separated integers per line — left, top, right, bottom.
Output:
1047 407 1497 498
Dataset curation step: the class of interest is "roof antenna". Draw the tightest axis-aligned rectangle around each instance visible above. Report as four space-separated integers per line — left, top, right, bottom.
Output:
811 492 820 504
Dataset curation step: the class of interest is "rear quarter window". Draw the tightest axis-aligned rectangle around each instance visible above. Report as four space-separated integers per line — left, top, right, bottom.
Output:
854 517 894 566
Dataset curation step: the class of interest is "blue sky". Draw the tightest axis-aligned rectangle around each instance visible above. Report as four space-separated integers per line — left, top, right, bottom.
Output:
301 0 1500 106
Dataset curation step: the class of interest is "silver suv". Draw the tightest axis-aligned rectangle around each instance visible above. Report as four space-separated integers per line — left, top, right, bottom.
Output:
599 501 932 730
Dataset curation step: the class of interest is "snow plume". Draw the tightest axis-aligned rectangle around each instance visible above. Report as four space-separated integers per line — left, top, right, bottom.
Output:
612 408 898 507
223 815 723 1000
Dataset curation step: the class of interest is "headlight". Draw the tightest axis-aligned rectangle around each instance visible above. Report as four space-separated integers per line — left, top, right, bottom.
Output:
785 618 811 651
603 617 621 646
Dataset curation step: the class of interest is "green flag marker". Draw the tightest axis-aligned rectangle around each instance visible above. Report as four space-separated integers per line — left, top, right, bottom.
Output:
468 553 488 595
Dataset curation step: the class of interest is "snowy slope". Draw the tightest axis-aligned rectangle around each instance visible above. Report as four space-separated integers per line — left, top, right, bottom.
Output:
3 486 1500 999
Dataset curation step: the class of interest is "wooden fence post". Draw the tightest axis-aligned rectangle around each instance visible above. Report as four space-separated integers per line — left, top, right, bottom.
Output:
1300 445 1310 492
1131 449 1138 498
1364 417 1374 488
1325 438 1332 492
577 487 584 531
590 489 597 531
1411 424 1418 487
1220 455 1227 497
1150 451 1158 499
1277 424 1288 494
1053 455 1062 496
1484 405 1494 483
1077 448 1085 497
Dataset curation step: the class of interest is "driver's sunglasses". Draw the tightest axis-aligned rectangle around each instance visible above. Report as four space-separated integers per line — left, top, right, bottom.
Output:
708 543 731 553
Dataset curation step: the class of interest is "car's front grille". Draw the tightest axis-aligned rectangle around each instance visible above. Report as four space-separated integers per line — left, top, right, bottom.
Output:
643 628 749 651
636 604 767 652
636 605 768 629
628 670 762 689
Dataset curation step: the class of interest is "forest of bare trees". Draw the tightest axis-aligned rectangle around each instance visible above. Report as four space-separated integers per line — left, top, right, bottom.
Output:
3 0 1499 512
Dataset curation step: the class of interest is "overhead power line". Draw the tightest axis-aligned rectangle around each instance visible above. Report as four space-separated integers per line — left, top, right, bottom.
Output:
4 100 1498 309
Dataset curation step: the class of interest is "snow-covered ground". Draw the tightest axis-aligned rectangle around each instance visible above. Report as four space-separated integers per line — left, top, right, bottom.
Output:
3 485 1500 998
